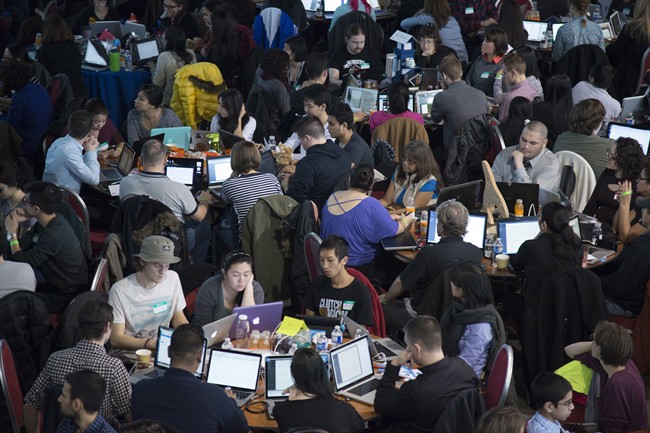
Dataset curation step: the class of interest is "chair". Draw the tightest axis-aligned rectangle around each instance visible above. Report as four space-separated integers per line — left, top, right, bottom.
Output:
371 117 429 162
304 232 323 282
89 258 108 292
444 114 493 186
0 340 22 433
328 11 384 53
484 123 506 165
553 45 610 87
58 185 92 259
483 344 513 410
633 47 650 96
347 268 386 338
184 287 200 320
555 151 597 212
48 291 108 353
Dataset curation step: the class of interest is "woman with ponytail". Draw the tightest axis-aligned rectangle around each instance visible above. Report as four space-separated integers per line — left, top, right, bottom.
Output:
552 0 605 61
329 0 376 32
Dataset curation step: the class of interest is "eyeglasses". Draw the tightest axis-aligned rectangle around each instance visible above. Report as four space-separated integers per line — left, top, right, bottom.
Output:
557 399 573 407
0 185 8 194
163 3 180 8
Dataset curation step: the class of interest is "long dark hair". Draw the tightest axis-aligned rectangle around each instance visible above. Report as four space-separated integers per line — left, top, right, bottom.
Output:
164 26 194 66
291 348 332 398
498 0 527 49
217 89 250 133
544 74 573 136
450 263 495 309
499 96 533 146
387 81 409 115
209 6 240 63
540 202 582 269
395 140 444 188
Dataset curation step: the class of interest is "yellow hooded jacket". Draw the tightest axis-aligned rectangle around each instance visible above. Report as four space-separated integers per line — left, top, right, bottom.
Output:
170 62 227 129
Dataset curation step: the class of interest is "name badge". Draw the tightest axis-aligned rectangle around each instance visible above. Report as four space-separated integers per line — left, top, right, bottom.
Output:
342 301 355 311
481 71 491 79
153 301 168 315
465 6 474 14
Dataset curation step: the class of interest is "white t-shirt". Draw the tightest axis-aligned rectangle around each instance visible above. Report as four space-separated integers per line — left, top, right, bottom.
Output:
209 115 257 142
108 271 186 340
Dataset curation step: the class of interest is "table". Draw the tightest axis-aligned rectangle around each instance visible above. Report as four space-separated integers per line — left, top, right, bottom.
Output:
82 68 151 129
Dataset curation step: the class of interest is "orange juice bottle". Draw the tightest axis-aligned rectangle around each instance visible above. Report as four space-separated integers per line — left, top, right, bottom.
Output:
514 199 524 217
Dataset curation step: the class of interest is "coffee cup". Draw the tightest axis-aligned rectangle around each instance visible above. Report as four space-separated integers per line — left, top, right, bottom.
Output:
135 349 151 368
495 254 510 270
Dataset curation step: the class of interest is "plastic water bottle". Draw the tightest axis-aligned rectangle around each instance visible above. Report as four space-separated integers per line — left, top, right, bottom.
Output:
316 333 327 353
546 29 553 49
592 223 602 245
268 135 277 151
235 314 250 348
125 50 133 71
492 238 503 267
626 113 635 125
222 337 233 350
354 328 364 340
315 0 324 18
288 343 298 355
484 235 495 259
405 196 415 215
331 325 343 346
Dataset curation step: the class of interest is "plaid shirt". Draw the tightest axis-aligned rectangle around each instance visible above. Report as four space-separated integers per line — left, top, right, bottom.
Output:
24 340 131 425
527 411 570 433
450 0 498 34
55 415 117 433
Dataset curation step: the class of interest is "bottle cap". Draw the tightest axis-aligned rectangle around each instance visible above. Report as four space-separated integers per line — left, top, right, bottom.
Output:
238 314 248 320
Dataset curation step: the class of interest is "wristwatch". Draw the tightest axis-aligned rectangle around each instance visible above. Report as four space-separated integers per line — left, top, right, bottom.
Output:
6 232 16 241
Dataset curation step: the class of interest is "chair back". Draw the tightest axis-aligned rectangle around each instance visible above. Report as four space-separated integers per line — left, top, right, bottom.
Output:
328 11 383 53
0 340 23 433
58 185 92 259
555 151 597 212
185 287 200 320
634 47 650 96
48 291 108 353
485 124 506 165
347 268 386 338
484 344 513 410
304 232 323 282
90 258 108 292
371 117 429 162
553 44 609 86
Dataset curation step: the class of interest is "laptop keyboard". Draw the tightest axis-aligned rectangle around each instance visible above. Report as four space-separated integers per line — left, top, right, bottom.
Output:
100 168 121 182
234 390 251 399
144 368 164 378
374 341 397 358
348 378 380 396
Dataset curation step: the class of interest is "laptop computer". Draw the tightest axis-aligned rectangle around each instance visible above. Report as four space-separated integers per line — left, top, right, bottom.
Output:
619 95 646 123
130 326 207 384
552 23 564 41
342 316 405 361
131 36 161 64
206 156 232 196
377 93 414 113
264 355 294 418
496 182 540 216
165 157 204 192
588 3 602 20
302 0 317 11
496 216 540 254
324 0 344 17
523 20 547 43
427 210 487 249
436 180 482 211
133 133 165 159
296 314 341 337
569 214 616 261
609 10 627 36
202 313 238 347
539 188 562 207
344 87 379 113
599 22 615 40
607 122 650 155
190 130 211 151
99 143 135 184
414 89 443 117
205 348 262 407
81 39 109 72
419 68 439 91
228 302 284 339
329 337 381 405
380 231 418 251
151 126 192 151
218 129 246 151
89 21 122 38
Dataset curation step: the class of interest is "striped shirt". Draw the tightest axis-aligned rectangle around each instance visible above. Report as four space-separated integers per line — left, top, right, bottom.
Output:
220 172 283 228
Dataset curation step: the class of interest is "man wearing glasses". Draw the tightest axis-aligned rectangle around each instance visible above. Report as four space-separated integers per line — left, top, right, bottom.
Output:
4 181 88 313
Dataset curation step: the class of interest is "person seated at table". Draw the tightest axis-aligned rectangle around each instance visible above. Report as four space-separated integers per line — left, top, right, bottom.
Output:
73 0 121 34
379 140 442 209
283 84 332 160
565 321 647 433
583 137 645 227
327 23 382 87
0 161 35 238
497 0 527 49
531 74 573 150
527 372 575 433
553 99 615 179
329 0 376 32
126 84 182 144
250 48 291 134
285 35 308 90
552 0 605 62
498 97 532 149
321 164 412 268
273 347 364 433
160 0 200 41
400 0 468 65
193 249 264 326
108 235 189 352
290 52 328 115
496 53 539 122
81 98 126 159
492 121 561 192
571 62 621 123
493 45 543 105
440 263 506 378
0 59 53 162
151 26 196 106
43 109 100 194
36 16 85 97
612 153 649 243
131 324 248 433
413 25 459 70
327 102 373 167
210 89 257 142
467 26 508 97
369 81 424 134
381 200 483 332
476 406 528 433
303 235 374 326
2 43 51 88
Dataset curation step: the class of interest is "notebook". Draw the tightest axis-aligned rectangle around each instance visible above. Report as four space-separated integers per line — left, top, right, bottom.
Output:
380 231 418 251
265 355 294 418
228 302 284 339
342 316 405 361
151 126 192 151
206 156 232 196
377 93 415 113
330 336 381 405
606 122 650 155
89 21 146 39
569 214 616 261
427 210 487 249
344 87 379 113
419 68 439 91
133 133 165 158
99 143 135 185
496 216 540 254
496 182 540 216
130 326 207 384
436 180 482 211
202 313 238 347
523 20 547 42
190 130 211 151
165 157 204 192
205 348 262 407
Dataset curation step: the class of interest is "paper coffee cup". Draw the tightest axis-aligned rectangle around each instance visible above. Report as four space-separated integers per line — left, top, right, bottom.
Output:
135 349 151 368
496 254 510 270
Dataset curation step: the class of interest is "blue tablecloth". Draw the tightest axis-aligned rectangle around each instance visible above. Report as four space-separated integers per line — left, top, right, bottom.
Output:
82 69 151 131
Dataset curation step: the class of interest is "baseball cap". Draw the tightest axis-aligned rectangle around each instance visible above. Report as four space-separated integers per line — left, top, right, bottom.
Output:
635 196 650 210
134 235 181 264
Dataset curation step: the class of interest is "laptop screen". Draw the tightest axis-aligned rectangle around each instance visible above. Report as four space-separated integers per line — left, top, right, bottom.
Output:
302 0 317 11
427 211 487 249
607 123 650 155
552 23 564 41
84 41 108 66
497 216 540 254
151 126 192 150
206 157 232 186
133 37 160 62
265 356 295 398
330 337 374 390
523 20 547 42
155 327 206 378
206 349 261 390
415 90 443 116
324 0 344 12
117 144 135 175
569 214 581 240
344 87 378 113
378 93 415 112
165 158 203 189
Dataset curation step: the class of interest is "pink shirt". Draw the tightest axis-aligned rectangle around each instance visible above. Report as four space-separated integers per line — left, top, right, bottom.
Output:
368 110 424 134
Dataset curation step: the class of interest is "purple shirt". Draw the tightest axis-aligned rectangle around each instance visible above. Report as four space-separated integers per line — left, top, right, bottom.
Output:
498 79 538 121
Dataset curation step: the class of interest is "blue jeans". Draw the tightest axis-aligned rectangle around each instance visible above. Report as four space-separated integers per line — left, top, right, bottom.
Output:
186 219 211 264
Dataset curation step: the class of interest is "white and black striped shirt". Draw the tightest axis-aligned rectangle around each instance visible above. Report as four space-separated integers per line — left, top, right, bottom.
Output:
221 172 283 227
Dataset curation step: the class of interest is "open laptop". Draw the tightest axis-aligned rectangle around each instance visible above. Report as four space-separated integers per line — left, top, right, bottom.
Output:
419 68 439 91
607 122 650 155
131 36 161 64
130 326 207 384
228 302 284 339
380 231 418 251
297 314 341 337
415 89 443 118
343 316 405 361
377 93 414 113
81 39 109 72
330 337 381 405
552 23 564 41
190 130 211 151
619 95 646 123
89 21 146 38
344 87 378 113
301 0 317 11
205 348 262 407
265 355 294 418
599 21 615 40
206 156 232 196
523 20 547 43
151 126 192 151
202 313 238 347
100 143 135 184
569 214 616 261
609 10 627 36
496 182 540 216
218 129 246 151
165 157 204 192
133 133 165 159
436 180 482 211
323 0 345 17
496 216 540 254
427 210 487 249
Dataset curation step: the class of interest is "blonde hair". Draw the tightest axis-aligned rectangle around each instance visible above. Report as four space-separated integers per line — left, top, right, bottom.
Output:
626 0 650 44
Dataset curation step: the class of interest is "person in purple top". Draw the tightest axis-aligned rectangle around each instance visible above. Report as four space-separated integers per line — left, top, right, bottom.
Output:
565 321 648 433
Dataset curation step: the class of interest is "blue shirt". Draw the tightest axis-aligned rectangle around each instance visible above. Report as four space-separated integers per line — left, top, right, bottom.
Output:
55 415 117 433
527 411 570 433
458 322 492 377
329 2 376 31
552 15 605 61
43 134 100 194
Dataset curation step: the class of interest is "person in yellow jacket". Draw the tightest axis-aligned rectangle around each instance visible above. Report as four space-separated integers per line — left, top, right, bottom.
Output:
170 62 226 129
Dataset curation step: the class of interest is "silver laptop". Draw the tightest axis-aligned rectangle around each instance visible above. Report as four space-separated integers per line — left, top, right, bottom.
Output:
206 156 232 197
569 214 616 261
330 337 381 405
100 143 135 184
206 348 262 407
523 20 547 43
264 355 294 418
619 94 646 122
343 316 405 361
344 87 378 113
130 326 207 384
202 313 238 347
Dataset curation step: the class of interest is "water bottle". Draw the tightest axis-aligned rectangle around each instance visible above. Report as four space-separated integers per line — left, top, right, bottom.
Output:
484 234 495 259
125 50 133 71
545 29 553 49
316 333 327 353
315 0 323 18
268 135 277 151
492 238 503 267
235 314 250 348
288 343 298 355
331 326 343 346
626 113 634 125
354 328 364 340
405 196 415 216
592 223 602 245
221 337 233 350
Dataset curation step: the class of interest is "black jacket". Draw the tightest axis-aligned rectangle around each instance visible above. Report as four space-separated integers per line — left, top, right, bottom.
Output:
36 41 85 97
